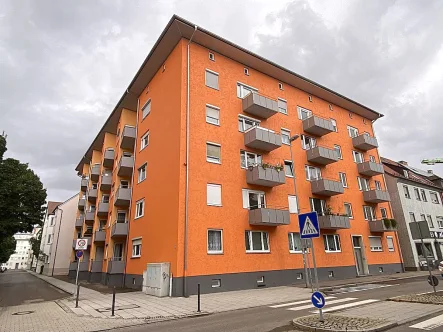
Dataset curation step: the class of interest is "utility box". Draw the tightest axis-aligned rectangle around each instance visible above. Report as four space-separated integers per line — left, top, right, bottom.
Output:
142 262 170 297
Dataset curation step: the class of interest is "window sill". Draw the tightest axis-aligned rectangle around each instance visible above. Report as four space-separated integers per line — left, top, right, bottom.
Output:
286 175 294 178
207 204 222 207
325 250 341 253
370 249 383 252
246 250 270 254
205 86 219 91
282 142 290 146
134 215 144 220
207 159 221 165
206 121 220 126
388 249 395 252
131 255 141 259
207 251 223 255
289 250 303 254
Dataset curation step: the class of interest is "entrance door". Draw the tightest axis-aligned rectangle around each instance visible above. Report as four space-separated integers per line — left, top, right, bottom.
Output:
15 263 19 269
352 236 366 275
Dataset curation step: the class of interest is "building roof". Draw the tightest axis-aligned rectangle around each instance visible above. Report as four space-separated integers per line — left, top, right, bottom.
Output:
75 15 384 174
46 201 62 215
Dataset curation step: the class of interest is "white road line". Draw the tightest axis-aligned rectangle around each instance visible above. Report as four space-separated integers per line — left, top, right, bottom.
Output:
410 313 443 330
311 299 380 313
330 284 399 295
287 298 357 311
270 297 336 308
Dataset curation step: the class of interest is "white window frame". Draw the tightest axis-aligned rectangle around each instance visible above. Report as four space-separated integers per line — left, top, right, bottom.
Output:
206 104 220 126
281 128 291 145
205 69 219 90
47 234 52 244
207 229 223 254
334 145 343 159
206 142 221 164
344 202 353 219
323 234 341 253
301 135 317 150
278 98 287 114
207 184 222 207
278 82 284 90
238 115 260 132
403 185 411 199
437 216 443 229
430 192 440 204
369 155 376 162
297 106 312 120
352 151 364 163
421 189 428 202
209 52 215 61
140 131 149 150
135 199 144 219
347 125 359 138
245 231 270 253
375 180 382 191
242 189 266 209
288 232 302 253
380 208 388 219
284 160 294 177
288 195 298 214
240 150 262 169
363 205 376 221
414 188 421 201
131 238 142 258
330 119 337 132
137 163 147 183
387 236 395 252
237 82 258 98
339 172 348 188
141 99 151 119
358 177 370 191
244 68 249 76
305 165 322 181
427 215 434 228
369 236 383 252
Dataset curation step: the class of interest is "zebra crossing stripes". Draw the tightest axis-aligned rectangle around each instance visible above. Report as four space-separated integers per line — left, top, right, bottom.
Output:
269 296 336 308
287 298 358 311
410 313 443 330
310 299 380 313
270 297 379 313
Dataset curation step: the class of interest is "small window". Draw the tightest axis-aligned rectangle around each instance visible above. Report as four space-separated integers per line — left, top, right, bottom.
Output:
102 195 110 203
409 212 416 222
142 100 151 119
378 267 383 273
421 189 428 202
209 52 215 61
387 236 395 252
305 165 321 181
281 129 290 145
278 99 287 114
349 112 353 118
120 180 129 189
245 231 270 252
135 199 144 218
140 131 149 150
369 155 376 162
206 143 221 164
207 184 222 206
138 163 147 183
308 95 313 102
207 229 223 254
328 271 334 278
369 237 383 252
205 70 219 90
297 106 312 120
238 115 260 132
47 234 52 244
49 216 55 226
132 239 142 258
436 216 443 228
430 192 440 204
288 195 298 214
278 82 284 90
427 215 434 228
257 276 265 285
240 150 262 168
334 145 343 159
237 83 258 98
339 172 348 188
403 185 411 199
375 180 382 191
363 206 376 221
206 105 220 125
296 273 303 280
288 232 302 252
380 208 388 219
329 104 333 111
123 151 132 157
301 135 316 150
244 68 249 76
211 279 221 288
347 126 359 138
414 188 421 201
357 177 370 191
323 235 341 252
352 151 364 163
330 119 337 132
284 161 294 177
344 203 353 218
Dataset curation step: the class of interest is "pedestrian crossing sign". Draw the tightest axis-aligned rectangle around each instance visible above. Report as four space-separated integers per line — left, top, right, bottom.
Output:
298 212 320 239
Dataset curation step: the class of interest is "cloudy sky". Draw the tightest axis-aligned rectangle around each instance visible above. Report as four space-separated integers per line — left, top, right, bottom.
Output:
1 0 442 202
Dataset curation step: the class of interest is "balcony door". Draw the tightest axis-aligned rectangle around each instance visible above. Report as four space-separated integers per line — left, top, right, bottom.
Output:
113 243 123 260
117 211 126 223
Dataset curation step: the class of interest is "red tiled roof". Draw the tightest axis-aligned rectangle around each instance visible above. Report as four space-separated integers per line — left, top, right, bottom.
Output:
46 201 62 215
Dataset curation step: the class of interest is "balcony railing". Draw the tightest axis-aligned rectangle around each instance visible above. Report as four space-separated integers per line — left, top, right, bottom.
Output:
363 189 390 203
75 216 84 228
87 188 97 202
369 219 397 232
90 164 101 182
242 92 278 119
94 230 106 243
103 149 115 168
244 127 282 152
100 175 112 192
357 161 384 177
78 198 85 210
249 206 290 226
80 178 88 192
84 211 95 225
302 115 335 137
117 156 134 177
69 261 89 272
306 146 339 166
90 260 103 273
120 125 136 150
107 259 125 274
111 222 128 238
97 202 109 217
318 215 350 230
114 187 131 207
310 178 344 196
352 134 378 151
246 164 286 187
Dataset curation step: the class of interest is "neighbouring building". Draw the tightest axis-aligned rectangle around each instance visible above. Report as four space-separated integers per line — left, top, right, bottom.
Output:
70 15 403 296
6 228 39 270
37 201 62 273
382 158 443 270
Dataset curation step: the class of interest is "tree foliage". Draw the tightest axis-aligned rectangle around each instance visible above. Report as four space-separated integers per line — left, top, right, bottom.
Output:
29 229 42 261
0 236 16 263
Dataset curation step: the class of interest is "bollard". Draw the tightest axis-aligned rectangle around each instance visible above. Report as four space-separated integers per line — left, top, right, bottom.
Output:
75 284 80 308
197 283 201 312
111 286 116 316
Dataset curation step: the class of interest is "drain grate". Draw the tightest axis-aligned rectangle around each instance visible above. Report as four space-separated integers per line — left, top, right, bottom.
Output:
12 311 35 316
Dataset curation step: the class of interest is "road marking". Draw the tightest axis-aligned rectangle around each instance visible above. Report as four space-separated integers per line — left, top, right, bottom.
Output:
327 283 399 295
410 313 443 330
287 298 357 311
311 299 380 313
270 297 336 308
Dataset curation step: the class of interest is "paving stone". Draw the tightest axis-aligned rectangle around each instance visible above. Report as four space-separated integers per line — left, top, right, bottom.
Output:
390 293 443 305
293 314 391 331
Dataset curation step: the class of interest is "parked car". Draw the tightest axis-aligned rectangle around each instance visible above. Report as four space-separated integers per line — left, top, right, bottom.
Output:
0 263 7 273
438 261 443 277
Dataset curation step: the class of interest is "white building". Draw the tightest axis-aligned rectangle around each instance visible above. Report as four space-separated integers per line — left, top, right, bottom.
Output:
6 229 38 270
383 158 443 270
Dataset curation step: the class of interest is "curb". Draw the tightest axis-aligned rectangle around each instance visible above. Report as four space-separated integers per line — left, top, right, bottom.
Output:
27 271 73 296
292 316 397 332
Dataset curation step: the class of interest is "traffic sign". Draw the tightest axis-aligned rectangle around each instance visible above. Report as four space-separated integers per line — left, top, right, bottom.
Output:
76 250 83 259
75 238 88 250
428 275 439 287
311 291 326 309
299 212 320 239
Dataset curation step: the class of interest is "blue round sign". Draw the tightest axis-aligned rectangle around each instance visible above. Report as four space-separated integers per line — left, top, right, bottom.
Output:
76 250 83 259
311 291 326 309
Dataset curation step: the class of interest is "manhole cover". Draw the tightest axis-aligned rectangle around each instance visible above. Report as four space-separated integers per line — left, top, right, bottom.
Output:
12 311 35 316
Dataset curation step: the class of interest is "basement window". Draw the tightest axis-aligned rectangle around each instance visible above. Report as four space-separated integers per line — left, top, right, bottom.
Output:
211 279 221 288
379 267 384 273
296 273 303 280
328 271 334 278
257 276 265 286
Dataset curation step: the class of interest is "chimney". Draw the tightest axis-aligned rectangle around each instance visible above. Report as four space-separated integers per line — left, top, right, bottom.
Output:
428 170 434 174
399 160 408 166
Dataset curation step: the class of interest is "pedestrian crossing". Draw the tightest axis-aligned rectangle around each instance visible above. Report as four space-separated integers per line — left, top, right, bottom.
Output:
410 313 443 330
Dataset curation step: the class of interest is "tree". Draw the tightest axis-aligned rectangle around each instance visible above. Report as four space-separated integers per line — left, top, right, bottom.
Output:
0 236 16 263
29 229 42 268
0 134 47 262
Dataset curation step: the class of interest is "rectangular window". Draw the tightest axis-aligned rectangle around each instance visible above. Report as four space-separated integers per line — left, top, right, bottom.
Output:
102 195 110 203
421 189 428 202
140 131 149 150
380 208 388 219
207 230 223 254
363 206 376 221
242 189 266 209
288 195 298 214
288 232 302 252
375 180 382 191
142 100 151 119
240 150 262 168
409 212 416 223
427 215 434 228
352 151 364 163
323 234 341 252
414 188 421 201
205 69 219 90
431 192 440 204
281 129 291 145
301 135 317 150
369 155 376 162
132 239 142 258
344 203 353 218
206 143 221 163
278 98 287 114
334 145 342 159
420 214 426 222
347 126 359 138
237 82 257 98
135 199 144 218
284 161 294 177
47 234 52 244
369 237 383 252
310 198 326 216
387 236 395 252
211 279 221 288
49 216 55 226
305 165 322 181
404 185 411 199
330 119 337 132
416 242 433 258
245 231 269 252
138 163 147 183
238 115 260 132
120 180 129 189
339 172 348 188
297 106 312 120
206 104 220 125
437 216 443 228
357 177 370 191
207 184 222 206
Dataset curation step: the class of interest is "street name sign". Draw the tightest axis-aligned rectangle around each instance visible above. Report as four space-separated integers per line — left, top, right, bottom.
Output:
298 212 320 239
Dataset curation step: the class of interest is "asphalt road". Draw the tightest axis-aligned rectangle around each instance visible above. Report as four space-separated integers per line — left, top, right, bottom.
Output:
0 269 68 307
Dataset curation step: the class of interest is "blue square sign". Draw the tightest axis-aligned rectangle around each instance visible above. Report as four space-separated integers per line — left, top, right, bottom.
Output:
298 212 320 239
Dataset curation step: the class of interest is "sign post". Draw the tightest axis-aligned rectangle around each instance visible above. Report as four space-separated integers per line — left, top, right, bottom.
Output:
74 249 83 295
299 211 324 322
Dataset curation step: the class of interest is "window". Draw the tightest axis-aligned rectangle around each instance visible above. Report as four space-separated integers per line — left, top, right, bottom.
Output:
120 180 129 189
363 206 376 221
329 104 333 111
288 232 302 252
240 150 262 168
237 82 257 98
206 105 220 125
297 106 312 120
430 192 440 204
403 170 409 178
278 82 283 90
420 213 426 222
238 115 260 132
339 172 348 188
301 135 317 150
375 180 382 191
138 163 147 182
206 143 221 163
47 234 52 244
330 119 337 132
117 211 126 223
421 189 428 202
414 188 421 201
132 239 142 258
207 230 223 254
209 52 215 61
244 68 249 76
140 131 149 150
284 161 294 177
380 208 388 219
278 99 287 114
142 100 151 119
310 198 326 216
427 215 434 228
49 216 55 226
323 235 341 252
387 236 395 252
245 231 269 252
437 216 443 228
369 155 376 162
334 145 342 159
242 189 266 209
369 237 382 251
344 203 353 218
308 95 313 102
357 177 370 191
347 126 359 138
212 279 221 288
123 151 132 157
305 165 322 181
416 242 434 258
205 70 219 90
288 195 298 214
403 185 411 199
281 129 290 145
135 199 144 218
409 212 416 223
102 195 110 203
352 151 364 163
207 184 222 206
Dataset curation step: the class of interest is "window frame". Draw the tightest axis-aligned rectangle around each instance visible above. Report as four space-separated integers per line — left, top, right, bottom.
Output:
141 99 151 119
301 134 317 150
245 230 270 253
278 98 288 114
135 199 145 219
131 238 142 258
206 104 220 126
288 232 302 253
358 177 370 191
352 150 364 163
242 189 266 209
284 160 294 177
137 163 147 183
207 229 223 254
206 142 221 164
297 106 312 120
237 82 258 98
403 185 411 199
387 236 395 252
240 150 262 169
430 192 440 204
380 208 388 219
344 202 353 219
347 125 359 138
427 215 434 228
205 69 219 90
323 234 341 253
437 216 443 228
288 195 298 214
334 145 343 159
363 205 376 221
421 189 428 202
281 128 291 145
414 188 421 201
238 115 260 132
140 131 150 150
207 183 222 207
305 165 322 181
369 236 383 252
339 172 348 188
330 118 337 132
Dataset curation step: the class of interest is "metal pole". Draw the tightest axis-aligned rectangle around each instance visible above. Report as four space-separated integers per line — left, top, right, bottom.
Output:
111 286 116 316
305 245 314 293
74 258 80 295
310 239 324 322
197 283 201 312
417 221 436 293
75 284 80 308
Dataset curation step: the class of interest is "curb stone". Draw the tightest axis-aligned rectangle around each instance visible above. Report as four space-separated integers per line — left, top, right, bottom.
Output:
292 315 397 332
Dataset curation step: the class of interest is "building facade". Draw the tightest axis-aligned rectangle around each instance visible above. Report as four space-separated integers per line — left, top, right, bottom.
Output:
70 16 403 296
382 158 443 270
37 201 62 273
6 230 38 270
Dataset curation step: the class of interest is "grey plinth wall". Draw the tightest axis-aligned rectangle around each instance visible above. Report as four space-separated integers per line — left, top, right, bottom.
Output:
114 188 131 207
100 175 112 192
363 190 390 203
352 134 378 151
246 166 286 187
369 220 397 233
108 260 125 274
120 126 136 149
97 202 109 217
249 208 290 226
117 156 134 177
111 223 128 238
242 93 278 119
244 127 282 152
103 149 115 168
90 164 100 181
302 116 335 136
307 146 338 165
357 161 384 176
94 230 106 243
319 215 351 230
311 179 344 196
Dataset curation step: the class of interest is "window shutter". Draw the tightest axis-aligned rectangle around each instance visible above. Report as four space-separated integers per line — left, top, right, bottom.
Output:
288 195 298 214
207 184 221 206
132 239 142 246
387 237 394 251
205 71 219 89
206 106 219 120
242 189 249 209
369 237 382 249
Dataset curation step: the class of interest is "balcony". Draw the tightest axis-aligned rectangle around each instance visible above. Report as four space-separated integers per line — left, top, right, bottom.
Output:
306 146 339 166
107 259 125 274
246 165 285 187
352 134 378 151
363 190 390 203
318 215 350 230
90 164 101 182
311 178 344 196
120 125 136 150
242 92 278 119
80 178 88 192
117 156 134 177
75 216 84 228
84 211 95 225
244 127 282 152
369 219 397 233
94 230 106 243
78 198 85 210
91 260 103 273
87 188 97 203
69 261 89 272
302 115 335 137
100 175 112 192
97 202 109 217
111 222 128 238
249 207 290 226
357 161 384 177
103 149 115 168
114 188 131 207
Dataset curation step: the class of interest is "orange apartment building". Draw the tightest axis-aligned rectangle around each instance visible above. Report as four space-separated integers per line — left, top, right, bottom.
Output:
69 15 403 296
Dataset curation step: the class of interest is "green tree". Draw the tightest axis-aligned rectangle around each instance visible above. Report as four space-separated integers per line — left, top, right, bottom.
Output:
0 236 16 263
0 134 47 262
